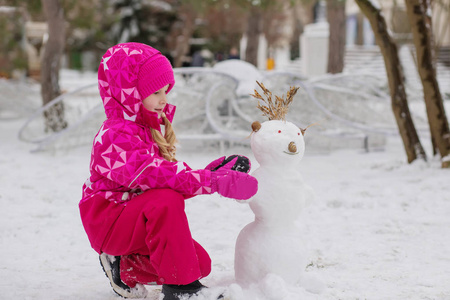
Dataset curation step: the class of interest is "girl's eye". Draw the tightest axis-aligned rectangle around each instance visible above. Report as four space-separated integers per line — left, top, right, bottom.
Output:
278 130 281 133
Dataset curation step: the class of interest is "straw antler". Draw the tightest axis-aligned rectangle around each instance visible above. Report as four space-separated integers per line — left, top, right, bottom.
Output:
250 81 299 121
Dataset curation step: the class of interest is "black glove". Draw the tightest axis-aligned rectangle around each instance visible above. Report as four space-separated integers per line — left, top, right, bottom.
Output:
212 155 251 173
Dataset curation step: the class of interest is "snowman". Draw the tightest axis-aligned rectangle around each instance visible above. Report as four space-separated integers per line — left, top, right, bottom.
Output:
234 82 319 291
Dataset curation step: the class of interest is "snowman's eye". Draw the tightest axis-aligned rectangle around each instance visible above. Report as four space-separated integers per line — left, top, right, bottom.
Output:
278 130 281 133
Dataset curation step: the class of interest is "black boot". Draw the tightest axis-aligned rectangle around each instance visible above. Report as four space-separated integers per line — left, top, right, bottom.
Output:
162 280 225 300
161 280 205 300
99 253 148 298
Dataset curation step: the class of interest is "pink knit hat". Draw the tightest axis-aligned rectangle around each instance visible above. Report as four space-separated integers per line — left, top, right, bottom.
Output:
137 52 175 100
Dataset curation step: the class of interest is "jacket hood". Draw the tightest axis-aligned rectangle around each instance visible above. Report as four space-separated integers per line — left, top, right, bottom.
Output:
97 42 175 129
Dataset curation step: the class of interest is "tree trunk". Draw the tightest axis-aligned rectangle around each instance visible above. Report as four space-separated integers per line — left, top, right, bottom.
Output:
405 0 450 168
327 0 346 73
355 0 427 163
290 6 302 60
245 6 263 67
356 12 364 45
167 5 196 68
41 0 67 132
295 1 316 58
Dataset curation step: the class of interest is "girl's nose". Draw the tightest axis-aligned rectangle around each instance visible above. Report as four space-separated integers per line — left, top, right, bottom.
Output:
160 94 167 104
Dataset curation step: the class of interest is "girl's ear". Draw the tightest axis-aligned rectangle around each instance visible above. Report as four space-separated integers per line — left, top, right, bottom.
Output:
252 121 261 132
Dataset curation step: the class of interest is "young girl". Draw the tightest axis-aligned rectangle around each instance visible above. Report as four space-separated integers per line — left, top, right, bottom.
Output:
79 42 258 299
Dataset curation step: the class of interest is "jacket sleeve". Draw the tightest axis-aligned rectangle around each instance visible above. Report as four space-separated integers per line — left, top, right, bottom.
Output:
91 123 212 196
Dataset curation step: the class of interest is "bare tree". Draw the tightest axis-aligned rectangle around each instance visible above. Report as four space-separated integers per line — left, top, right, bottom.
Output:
240 0 284 66
355 0 426 163
167 3 197 68
202 4 247 55
431 0 450 50
405 0 450 168
245 5 263 66
326 0 346 73
41 0 66 132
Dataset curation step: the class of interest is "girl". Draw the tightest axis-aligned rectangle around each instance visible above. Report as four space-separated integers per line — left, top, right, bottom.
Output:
79 42 258 299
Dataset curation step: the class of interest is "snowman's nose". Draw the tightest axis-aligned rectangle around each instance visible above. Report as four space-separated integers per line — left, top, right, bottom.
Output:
288 141 297 153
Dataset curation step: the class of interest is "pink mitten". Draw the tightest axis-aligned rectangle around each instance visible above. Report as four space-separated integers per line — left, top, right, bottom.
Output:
205 156 226 171
211 169 258 200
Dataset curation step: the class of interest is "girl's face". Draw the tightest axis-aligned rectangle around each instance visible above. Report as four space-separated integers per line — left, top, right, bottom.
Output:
142 84 170 118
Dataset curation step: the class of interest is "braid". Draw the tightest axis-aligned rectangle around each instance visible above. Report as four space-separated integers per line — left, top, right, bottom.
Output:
150 113 177 162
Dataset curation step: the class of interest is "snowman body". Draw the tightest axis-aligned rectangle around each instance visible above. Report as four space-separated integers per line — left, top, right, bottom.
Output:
235 120 314 287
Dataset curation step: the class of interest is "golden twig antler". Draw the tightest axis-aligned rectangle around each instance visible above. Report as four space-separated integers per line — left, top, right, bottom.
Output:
250 81 299 121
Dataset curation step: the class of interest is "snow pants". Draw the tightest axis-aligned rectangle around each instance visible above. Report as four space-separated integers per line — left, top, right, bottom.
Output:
80 189 211 287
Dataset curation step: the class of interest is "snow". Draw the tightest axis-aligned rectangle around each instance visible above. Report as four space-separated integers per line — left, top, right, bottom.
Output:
367 0 381 10
0 6 17 13
213 60 262 97
2 79 450 300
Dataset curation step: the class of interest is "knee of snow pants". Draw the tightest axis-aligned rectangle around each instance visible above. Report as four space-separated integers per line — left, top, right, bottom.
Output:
101 188 211 286
79 195 125 254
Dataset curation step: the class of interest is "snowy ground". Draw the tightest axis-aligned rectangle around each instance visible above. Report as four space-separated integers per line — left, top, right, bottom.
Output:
1 117 449 300
1 78 450 299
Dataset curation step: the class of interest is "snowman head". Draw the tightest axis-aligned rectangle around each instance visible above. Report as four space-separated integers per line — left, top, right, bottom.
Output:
250 81 309 167
251 120 305 167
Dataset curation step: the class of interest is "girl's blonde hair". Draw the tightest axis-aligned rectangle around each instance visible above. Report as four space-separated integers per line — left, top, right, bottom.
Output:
150 113 177 162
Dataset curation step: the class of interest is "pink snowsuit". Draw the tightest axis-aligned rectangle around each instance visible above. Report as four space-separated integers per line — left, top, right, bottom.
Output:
79 43 216 286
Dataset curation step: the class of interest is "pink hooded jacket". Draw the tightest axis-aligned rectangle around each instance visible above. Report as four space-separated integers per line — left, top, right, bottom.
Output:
80 43 213 206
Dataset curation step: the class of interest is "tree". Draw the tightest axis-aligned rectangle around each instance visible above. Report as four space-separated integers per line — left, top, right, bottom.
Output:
262 1 295 54
41 0 67 132
0 6 28 78
108 0 176 52
355 0 426 163
167 0 241 67
326 0 346 73
167 2 198 67
431 0 450 50
290 0 317 60
229 0 283 67
200 3 247 56
244 4 263 66
405 0 450 168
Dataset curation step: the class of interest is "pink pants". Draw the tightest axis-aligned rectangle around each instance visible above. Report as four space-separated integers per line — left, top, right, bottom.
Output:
82 189 211 287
